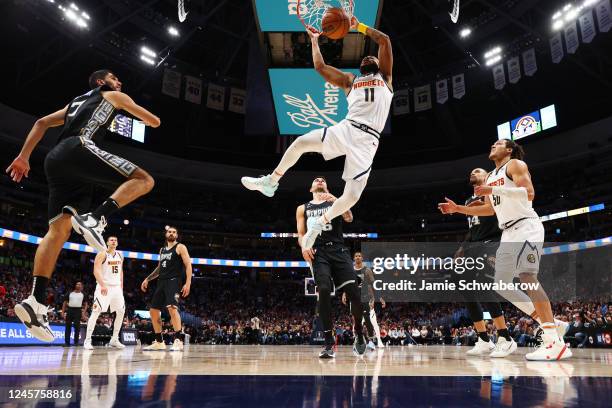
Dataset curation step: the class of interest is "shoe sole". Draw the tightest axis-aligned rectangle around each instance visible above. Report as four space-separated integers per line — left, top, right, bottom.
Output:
525 344 572 361
241 178 276 197
466 349 495 356
70 216 107 252
319 354 335 359
14 303 54 342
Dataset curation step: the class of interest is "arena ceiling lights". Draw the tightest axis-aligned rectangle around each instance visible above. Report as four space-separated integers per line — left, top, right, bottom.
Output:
167 26 180 37
552 0 598 31
459 27 472 38
484 46 503 66
57 2 90 29
140 46 157 66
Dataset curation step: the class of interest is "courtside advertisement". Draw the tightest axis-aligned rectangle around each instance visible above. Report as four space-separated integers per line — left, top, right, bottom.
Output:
254 0 381 31
269 68 360 134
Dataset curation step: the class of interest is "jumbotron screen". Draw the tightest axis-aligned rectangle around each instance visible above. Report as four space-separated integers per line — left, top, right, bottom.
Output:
269 68 360 135
109 114 146 143
497 104 557 140
253 0 382 32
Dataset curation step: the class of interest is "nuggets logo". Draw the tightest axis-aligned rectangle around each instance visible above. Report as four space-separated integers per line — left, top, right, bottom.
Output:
527 254 536 263
512 115 541 139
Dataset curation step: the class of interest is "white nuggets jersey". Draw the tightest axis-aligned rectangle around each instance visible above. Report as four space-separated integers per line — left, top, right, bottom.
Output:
346 73 393 133
486 160 539 228
102 251 123 286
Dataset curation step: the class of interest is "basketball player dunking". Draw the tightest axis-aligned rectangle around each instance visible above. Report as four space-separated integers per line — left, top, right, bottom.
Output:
242 16 393 251
343 251 385 349
141 227 192 352
438 139 571 360
297 177 366 358
84 236 126 350
8 70 159 342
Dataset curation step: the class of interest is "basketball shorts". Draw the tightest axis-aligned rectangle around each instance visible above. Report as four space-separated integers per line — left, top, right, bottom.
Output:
495 218 544 278
150 278 181 309
93 285 125 314
44 136 139 224
320 120 379 182
311 244 357 292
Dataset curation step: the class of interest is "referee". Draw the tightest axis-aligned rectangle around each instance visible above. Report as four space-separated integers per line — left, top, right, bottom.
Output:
62 281 86 346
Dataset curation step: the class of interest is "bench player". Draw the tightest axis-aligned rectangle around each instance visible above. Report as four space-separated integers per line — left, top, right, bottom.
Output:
242 16 393 251
84 236 125 349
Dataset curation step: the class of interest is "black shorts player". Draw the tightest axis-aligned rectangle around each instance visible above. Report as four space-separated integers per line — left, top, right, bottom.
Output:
46 85 138 223
150 244 185 309
297 177 366 358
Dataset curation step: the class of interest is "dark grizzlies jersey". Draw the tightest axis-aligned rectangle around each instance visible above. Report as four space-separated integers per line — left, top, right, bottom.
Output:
355 266 366 287
465 195 501 242
58 85 118 143
304 201 344 248
158 244 184 281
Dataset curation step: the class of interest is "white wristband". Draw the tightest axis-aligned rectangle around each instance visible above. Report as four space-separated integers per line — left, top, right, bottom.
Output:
491 186 528 199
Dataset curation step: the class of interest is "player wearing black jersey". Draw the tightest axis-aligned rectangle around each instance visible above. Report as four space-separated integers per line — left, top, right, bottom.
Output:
8 69 159 342
457 168 516 358
297 177 366 359
141 227 192 351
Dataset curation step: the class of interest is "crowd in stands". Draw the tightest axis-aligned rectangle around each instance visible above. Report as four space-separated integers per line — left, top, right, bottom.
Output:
1 241 610 348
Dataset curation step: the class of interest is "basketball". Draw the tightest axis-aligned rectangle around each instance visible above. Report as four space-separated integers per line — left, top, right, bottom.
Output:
321 7 350 39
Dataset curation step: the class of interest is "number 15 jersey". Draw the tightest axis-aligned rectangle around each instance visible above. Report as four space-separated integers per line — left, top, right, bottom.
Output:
102 251 123 286
346 72 393 134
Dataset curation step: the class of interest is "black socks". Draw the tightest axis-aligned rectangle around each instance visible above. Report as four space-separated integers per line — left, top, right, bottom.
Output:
497 328 512 341
478 332 490 342
32 276 49 304
92 198 120 220
155 333 163 343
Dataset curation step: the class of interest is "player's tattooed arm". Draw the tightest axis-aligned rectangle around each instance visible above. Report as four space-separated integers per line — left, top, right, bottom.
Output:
145 266 160 282
306 26 354 91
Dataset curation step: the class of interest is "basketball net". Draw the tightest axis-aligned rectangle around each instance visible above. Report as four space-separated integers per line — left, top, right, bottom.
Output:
297 0 354 33
178 0 188 23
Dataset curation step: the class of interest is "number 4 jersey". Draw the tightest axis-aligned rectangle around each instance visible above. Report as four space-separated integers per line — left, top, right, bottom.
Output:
346 72 393 134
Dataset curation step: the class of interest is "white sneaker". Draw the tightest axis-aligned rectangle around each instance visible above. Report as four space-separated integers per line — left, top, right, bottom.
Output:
240 175 278 197
170 339 184 351
376 337 385 348
109 338 125 349
525 332 572 361
554 319 570 340
84 340 94 350
143 340 166 351
466 337 495 356
14 296 54 342
69 210 107 252
302 222 324 250
367 340 376 350
490 337 517 358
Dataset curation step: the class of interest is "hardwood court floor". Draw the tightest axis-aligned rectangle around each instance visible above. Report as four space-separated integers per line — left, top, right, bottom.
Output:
0 344 610 377
0 345 610 407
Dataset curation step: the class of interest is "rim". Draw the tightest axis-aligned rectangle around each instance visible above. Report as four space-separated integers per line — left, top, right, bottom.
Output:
296 0 354 33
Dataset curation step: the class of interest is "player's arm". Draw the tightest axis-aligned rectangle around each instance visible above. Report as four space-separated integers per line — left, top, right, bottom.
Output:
306 28 354 91
6 106 68 183
474 160 535 201
141 262 160 292
297 205 315 263
364 267 376 301
177 244 192 297
438 196 495 217
352 17 393 86
103 91 161 128
342 210 353 223
93 252 108 295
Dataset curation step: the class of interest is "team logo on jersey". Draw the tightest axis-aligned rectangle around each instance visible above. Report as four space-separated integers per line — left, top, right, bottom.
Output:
527 253 536 263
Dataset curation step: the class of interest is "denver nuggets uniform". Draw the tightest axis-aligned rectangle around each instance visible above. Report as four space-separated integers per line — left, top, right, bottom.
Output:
486 160 544 277
321 72 393 182
93 251 125 313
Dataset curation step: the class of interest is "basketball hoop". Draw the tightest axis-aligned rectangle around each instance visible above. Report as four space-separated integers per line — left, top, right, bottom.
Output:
297 0 354 33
